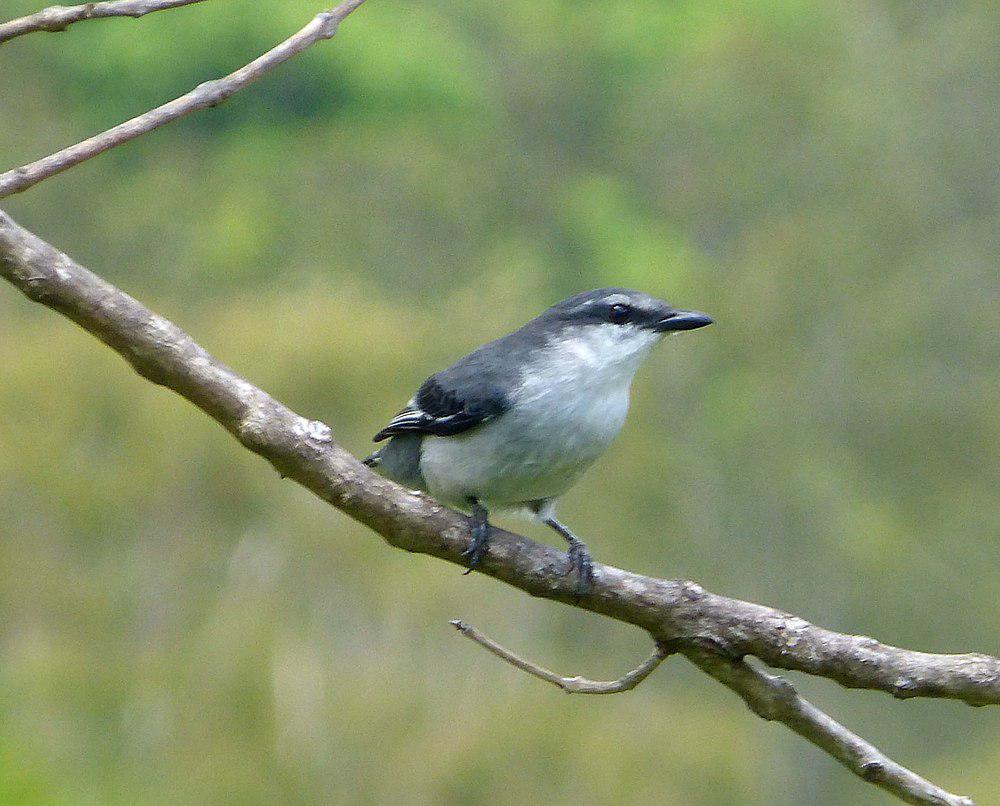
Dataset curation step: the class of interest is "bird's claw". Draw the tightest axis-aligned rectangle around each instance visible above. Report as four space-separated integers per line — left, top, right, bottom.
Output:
461 520 490 574
564 538 594 597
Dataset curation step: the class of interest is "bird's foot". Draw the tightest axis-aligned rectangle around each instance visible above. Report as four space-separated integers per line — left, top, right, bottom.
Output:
563 537 594 597
461 514 491 574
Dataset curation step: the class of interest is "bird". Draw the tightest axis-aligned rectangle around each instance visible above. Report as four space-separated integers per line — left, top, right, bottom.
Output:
363 288 713 595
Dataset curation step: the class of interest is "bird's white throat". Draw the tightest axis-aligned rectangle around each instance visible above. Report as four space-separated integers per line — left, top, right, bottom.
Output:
523 323 662 398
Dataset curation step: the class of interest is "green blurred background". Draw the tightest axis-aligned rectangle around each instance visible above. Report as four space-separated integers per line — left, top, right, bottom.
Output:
1 0 998 803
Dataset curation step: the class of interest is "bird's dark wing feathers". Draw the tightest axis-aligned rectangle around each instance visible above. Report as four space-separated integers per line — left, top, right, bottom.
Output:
372 375 509 442
371 325 536 442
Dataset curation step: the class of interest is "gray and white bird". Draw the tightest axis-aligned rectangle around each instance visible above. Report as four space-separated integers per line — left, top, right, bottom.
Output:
363 288 713 594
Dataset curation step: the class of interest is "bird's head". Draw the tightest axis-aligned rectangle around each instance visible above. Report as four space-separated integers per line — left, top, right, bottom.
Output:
535 288 713 368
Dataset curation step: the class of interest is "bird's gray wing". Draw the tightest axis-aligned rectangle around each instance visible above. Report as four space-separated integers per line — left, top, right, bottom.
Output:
372 374 509 442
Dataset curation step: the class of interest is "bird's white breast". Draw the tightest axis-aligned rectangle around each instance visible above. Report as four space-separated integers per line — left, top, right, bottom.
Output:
419 324 659 510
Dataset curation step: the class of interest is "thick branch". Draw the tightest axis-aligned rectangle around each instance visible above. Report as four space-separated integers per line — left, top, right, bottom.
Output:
2 207 995 707
0 0 204 44
0 209 994 803
686 647 974 806
0 0 367 197
0 209 996 705
450 620 670 694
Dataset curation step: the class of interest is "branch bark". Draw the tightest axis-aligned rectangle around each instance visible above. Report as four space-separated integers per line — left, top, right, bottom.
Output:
0 207 990 804
0 0 206 45
0 0 368 197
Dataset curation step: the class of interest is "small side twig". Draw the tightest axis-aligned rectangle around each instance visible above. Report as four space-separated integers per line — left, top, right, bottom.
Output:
685 647 975 806
0 0 204 44
450 620 670 694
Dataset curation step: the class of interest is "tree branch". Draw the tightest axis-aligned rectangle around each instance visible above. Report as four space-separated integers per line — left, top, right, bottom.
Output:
0 0 368 197
0 207 993 803
450 620 670 694
685 646 974 806
0 0 205 44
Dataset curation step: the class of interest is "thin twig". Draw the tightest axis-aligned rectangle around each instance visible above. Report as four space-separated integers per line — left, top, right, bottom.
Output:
0 201 995 804
685 646 975 806
0 0 204 44
450 620 670 694
0 0 369 197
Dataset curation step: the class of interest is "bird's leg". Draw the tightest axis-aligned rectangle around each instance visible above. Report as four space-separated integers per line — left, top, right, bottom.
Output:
543 517 595 597
461 499 491 574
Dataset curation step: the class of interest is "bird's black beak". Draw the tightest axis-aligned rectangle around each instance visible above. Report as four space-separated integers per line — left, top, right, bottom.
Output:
654 309 714 332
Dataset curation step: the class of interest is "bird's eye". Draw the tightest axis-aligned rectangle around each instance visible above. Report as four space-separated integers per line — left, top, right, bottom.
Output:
608 303 630 324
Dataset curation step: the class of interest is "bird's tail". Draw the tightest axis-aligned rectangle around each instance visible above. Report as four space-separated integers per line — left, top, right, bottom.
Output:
362 449 382 468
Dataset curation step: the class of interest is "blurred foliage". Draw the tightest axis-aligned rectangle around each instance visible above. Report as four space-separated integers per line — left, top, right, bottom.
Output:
0 0 998 803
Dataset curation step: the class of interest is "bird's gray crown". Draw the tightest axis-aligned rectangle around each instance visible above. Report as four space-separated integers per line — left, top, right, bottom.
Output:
533 288 712 333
